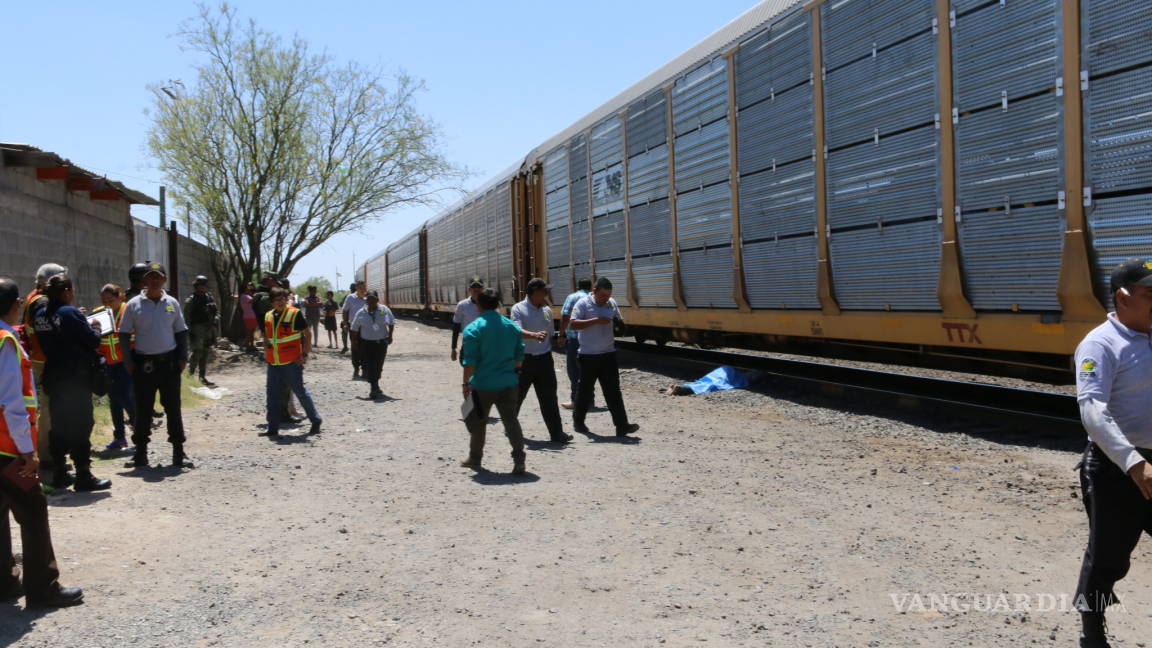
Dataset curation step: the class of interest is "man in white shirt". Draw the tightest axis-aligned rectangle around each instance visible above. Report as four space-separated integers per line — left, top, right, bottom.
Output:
341 281 368 380
510 279 571 443
1073 258 1152 648
350 291 395 400
568 277 639 438
450 277 484 362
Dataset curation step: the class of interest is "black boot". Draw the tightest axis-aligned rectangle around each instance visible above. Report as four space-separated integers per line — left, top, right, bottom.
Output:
26 585 83 608
73 468 111 492
1080 611 1111 648
125 446 148 468
172 444 195 469
49 461 73 491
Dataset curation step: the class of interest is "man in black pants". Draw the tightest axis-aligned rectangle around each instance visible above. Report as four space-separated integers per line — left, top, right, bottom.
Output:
568 277 639 438
33 275 112 492
118 262 194 470
1073 258 1152 648
349 291 395 399
510 278 571 443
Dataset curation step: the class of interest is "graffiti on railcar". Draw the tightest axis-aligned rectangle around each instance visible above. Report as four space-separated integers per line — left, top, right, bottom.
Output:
941 322 983 344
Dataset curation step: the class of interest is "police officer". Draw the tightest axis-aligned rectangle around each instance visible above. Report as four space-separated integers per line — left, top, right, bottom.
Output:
0 276 85 608
35 274 112 491
183 275 218 386
22 263 66 467
450 277 484 362
559 277 596 410
459 288 526 475
262 287 322 437
118 262 193 469
349 290 394 400
569 277 639 438
93 284 135 451
1073 258 1152 648
510 278 571 443
341 281 368 379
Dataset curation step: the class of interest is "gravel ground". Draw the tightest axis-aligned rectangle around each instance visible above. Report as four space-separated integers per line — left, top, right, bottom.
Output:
1 320 1148 647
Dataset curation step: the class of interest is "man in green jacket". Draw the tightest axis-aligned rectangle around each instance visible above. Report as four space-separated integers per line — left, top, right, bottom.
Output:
459 288 526 475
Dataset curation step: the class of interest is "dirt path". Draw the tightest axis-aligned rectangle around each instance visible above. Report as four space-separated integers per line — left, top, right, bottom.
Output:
2 320 1150 647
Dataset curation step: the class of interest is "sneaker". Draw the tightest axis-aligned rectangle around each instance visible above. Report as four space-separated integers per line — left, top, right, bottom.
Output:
561 402 574 410
105 438 128 451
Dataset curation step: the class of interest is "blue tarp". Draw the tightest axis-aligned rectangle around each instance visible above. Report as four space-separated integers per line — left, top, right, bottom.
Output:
681 365 750 394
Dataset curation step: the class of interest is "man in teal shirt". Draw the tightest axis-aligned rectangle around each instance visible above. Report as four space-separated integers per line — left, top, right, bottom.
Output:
459 288 527 474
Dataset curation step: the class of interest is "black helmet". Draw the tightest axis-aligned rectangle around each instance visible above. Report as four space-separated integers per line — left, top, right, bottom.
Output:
193 275 209 287
129 261 150 285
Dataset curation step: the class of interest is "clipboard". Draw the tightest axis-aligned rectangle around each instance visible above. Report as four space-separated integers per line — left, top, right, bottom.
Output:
461 393 476 420
87 308 115 336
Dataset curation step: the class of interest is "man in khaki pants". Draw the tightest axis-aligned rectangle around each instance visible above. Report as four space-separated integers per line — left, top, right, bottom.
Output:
23 263 66 467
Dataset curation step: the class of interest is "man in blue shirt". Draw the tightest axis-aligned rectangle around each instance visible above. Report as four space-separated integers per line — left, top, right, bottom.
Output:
559 277 596 410
569 277 639 438
34 274 112 491
459 288 526 474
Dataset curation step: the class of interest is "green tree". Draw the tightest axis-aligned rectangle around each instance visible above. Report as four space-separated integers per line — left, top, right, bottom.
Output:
147 3 461 335
293 276 333 299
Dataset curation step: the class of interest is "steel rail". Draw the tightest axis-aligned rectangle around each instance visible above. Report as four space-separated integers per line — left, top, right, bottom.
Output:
615 340 1082 432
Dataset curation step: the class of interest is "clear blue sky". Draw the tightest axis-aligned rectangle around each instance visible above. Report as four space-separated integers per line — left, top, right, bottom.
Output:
1 0 758 289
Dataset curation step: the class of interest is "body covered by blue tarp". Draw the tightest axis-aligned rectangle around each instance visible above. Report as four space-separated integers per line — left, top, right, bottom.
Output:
682 365 749 394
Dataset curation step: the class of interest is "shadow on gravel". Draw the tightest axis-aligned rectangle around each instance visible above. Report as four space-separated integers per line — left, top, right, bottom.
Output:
523 439 573 452
272 435 315 445
46 491 112 507
116 465 192 483
578 431 641 445
616 350 1084 455
0 602 49 645
470 470 541 485
356 395 402 403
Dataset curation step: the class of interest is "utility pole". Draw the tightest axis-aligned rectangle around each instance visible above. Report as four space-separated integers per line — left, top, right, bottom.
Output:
159 185 166 229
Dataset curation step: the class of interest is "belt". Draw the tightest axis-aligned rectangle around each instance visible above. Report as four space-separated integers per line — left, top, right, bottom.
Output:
133 350 175 359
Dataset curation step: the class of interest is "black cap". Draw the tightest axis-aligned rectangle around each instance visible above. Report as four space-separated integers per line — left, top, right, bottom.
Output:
526 278 549 294
469 276 485 288
595 276 613 291
366 290 379 299
193 275 209 286
1110 258 1152 293
143 261 167 277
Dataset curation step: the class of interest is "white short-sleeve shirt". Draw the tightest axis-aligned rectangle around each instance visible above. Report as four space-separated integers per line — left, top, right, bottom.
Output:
453 298 481 329
571 295 621 355
351 306 395 342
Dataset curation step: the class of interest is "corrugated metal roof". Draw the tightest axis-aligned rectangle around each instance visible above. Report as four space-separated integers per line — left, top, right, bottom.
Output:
415 0 806 233
0 142 160 205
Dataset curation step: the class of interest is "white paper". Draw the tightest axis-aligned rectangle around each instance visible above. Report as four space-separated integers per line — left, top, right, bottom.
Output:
461 395 475 420
87 309 115 336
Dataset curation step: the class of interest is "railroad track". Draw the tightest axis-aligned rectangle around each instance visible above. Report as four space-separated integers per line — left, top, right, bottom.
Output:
615 341 1082 434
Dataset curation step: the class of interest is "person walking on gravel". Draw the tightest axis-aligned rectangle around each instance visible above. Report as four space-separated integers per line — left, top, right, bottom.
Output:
323 291 339 349
118 262 194 470
450 277 485 362
302 285 323 347
349 290 394 400
262 287 322 438
510 278 571 444
559 277 596 410
0 276 85 608
459 288 526 474
93 284 135 451
1073 258 1152 648
341 281 368 379
568 277 639 438
183 276 218 386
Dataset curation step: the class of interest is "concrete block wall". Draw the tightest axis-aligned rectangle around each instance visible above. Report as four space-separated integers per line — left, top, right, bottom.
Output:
0 166 133 309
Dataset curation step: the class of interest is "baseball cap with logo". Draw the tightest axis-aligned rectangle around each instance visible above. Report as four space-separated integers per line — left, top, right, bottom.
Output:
143 262 167 277
1109 258 1152 293
468 276 485 288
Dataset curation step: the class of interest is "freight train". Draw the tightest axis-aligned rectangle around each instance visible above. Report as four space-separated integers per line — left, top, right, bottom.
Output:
361 0 1150 370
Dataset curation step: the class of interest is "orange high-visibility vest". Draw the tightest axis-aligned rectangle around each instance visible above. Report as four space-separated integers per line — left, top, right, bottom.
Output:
264 307 304 366
0 328 39 457
94 302 128 365
21 290 47 364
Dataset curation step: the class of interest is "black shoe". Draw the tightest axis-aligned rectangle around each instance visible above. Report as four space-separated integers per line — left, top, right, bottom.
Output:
172 448 195 469
309 420 322 435
550 433 574 443
1 580 22 602
1080 612 1111 648
199 376 216 387
26 586 83 608
369 390 383 399
125 450 149 468
49 470 74 490
73 473 112 492
573 424 591 435
152 410 164 419
616 423 640 437
260 429 280 438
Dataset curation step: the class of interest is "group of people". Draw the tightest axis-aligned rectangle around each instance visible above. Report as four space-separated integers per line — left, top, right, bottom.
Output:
0 259 204 609
451 275 639 474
